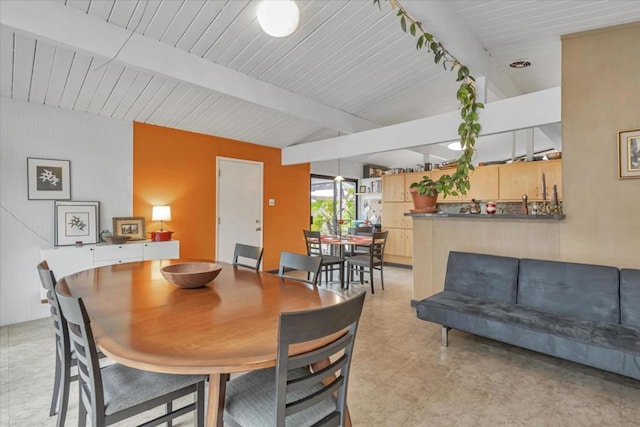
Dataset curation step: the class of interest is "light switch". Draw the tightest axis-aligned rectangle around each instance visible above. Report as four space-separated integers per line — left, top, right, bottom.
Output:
268 199 275 206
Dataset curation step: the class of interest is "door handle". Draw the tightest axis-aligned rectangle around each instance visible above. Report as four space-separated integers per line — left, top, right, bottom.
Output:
256 227 262 231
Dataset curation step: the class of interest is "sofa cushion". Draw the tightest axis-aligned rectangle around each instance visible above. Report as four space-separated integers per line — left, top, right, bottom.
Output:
517 259 619 323
443 252 519 303
417 291 640 354
620 269 640 328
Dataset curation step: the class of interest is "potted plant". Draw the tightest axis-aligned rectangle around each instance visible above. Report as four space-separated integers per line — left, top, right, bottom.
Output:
409 176 439 213
375 0 483 205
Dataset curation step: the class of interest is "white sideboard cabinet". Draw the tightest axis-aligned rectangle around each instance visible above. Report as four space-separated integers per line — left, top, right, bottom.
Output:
40 240 180 299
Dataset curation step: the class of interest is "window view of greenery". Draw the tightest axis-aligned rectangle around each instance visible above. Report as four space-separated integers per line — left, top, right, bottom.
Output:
310 177 356 235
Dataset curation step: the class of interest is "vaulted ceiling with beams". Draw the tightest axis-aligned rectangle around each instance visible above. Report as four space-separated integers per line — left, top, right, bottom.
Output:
1 1 639 166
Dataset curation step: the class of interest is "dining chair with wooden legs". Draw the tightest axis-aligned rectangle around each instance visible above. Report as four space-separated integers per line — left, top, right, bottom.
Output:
232 243 264 271
55 290 208 427
278 251 322 287
303 230 344 288
223 290 366 426
346 231 389 294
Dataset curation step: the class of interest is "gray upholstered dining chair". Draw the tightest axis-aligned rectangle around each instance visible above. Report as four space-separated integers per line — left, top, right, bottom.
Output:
55 289 207 427
346 230 389 294
37 260 74 427
346 226 374 257
278 251 322 287
233 243 264 271
223 290 366 427
303 230 344 288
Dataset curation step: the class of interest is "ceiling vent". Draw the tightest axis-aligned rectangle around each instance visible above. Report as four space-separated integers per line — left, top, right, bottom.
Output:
509 59 532 69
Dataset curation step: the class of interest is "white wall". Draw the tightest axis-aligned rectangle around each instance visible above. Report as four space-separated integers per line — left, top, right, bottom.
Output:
311 159 362 179
0 98 132 325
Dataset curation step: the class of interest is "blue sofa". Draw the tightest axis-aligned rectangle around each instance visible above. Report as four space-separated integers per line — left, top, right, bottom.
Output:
416 251 640 380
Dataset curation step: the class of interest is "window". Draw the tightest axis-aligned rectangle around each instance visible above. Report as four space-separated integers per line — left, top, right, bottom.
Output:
310 175 356 234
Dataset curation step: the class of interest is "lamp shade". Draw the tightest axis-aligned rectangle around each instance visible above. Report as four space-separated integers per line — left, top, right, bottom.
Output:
152 205 171 222
257 0 299 37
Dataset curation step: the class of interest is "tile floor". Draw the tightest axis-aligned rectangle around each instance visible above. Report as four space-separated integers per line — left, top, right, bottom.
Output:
1 267 639 426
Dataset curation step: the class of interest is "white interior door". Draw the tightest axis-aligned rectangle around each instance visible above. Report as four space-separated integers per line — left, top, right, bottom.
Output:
216 157 263 265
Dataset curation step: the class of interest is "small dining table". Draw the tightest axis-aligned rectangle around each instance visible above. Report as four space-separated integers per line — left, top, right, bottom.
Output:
58 259 350 427
320 234 373 257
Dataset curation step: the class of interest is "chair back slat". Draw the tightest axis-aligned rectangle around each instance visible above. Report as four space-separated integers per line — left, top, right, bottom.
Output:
369 231 388 260
37 262 67 343
278 252 322 287
274 291 366 426
347 226 374 236
288 355 348 393
233 243 264 271
303 230 323 257
288 333 352 370
55 287 106 423
286 376 344 417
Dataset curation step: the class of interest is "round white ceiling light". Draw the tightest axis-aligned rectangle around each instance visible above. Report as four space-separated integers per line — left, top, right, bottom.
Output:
257 1 300 38
448 141 463 151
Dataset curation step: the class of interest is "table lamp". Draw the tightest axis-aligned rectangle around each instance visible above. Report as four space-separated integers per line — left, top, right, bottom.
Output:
150 205 173 241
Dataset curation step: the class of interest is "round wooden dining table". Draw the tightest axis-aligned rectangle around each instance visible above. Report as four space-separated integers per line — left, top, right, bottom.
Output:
58 259 349 427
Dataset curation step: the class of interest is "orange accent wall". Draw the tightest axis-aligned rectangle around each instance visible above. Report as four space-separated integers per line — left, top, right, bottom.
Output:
133 122 310 270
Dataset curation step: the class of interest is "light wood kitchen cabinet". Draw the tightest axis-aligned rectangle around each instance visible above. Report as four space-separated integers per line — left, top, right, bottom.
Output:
382 174 405 202
384 228 413 257
542 160 562 200
499 160 562 201
382 202 413 228
382 172 425 202
385 228 405 256
382 172 423 264
464 165 500 202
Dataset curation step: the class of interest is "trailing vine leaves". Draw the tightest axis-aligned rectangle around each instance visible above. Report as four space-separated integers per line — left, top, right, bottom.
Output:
373 0 484 198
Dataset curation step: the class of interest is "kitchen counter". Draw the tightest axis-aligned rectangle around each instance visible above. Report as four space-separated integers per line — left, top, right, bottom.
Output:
409 213 565 302
405 212 564 220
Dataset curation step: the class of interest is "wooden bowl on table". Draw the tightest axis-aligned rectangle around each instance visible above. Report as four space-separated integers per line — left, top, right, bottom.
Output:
160 262 223 289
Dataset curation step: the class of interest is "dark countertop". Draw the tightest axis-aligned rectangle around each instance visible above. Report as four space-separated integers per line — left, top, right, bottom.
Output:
405 212 565 220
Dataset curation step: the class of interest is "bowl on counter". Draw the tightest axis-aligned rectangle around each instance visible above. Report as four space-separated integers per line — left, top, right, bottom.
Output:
160 262 222 289
102 235 131 245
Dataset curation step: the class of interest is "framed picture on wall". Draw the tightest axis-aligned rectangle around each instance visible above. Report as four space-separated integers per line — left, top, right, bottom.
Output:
618 128 640 179
113 217 146 240
28 158 71 200
54 201 99 246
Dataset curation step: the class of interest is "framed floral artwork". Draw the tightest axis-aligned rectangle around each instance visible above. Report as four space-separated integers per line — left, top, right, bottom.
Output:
54 201 100 246
112 217 146 240
618 128 640 179
28 158 71 200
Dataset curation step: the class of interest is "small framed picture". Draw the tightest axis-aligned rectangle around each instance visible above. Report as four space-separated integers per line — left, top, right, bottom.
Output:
28 158 71 200
113 217 146 240
359 185 367 193
618 128 640 179
54 201 99 246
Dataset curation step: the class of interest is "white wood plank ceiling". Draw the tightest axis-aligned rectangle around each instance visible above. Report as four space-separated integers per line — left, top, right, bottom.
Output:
1 0 639 161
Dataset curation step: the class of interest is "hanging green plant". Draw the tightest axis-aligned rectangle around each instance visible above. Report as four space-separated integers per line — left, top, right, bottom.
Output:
374 0 484 198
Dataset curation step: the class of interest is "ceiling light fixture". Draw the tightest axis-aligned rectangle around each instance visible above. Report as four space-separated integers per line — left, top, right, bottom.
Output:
509 60 532 69
257 0 300 38
334 158 344 182
447 141 463 151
